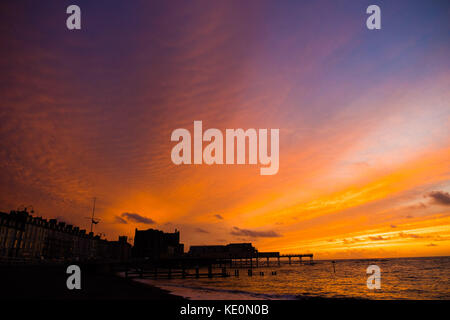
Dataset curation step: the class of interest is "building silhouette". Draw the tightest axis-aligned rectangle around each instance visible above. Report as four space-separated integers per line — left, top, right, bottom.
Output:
133 228 184 259
0 209 131 262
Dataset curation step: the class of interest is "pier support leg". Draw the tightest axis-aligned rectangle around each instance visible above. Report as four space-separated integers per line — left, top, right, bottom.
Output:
208 265 212 278
278 256 280 266
196 267 199 278
266 257 269 267
289 257 291 265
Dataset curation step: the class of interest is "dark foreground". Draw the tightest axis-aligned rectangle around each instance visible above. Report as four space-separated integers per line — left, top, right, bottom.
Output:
0 264 447 320
0 263 184 300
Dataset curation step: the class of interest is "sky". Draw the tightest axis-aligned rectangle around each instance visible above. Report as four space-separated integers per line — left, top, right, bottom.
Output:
0 0 449 259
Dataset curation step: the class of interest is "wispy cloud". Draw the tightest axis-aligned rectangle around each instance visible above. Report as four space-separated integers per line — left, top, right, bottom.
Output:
121 212 155 225
114 216 128 224
369 235 388 241
195 228 210 234
399 232 426 239
426 191 450 206
407 202 427 210
230 226 281 238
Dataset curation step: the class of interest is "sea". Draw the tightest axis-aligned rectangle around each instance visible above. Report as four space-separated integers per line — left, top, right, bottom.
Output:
131 256 450 300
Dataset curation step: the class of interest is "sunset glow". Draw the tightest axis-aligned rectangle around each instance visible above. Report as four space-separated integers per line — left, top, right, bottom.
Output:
1 0 449 259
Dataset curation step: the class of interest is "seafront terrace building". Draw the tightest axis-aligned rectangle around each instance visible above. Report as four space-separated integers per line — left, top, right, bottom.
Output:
0 209 131 262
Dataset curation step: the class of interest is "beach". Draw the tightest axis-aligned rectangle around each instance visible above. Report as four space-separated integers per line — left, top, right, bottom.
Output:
0 264 184 300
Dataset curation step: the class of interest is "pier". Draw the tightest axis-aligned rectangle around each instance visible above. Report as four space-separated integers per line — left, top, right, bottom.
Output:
124 252 314 279
281 253 314 265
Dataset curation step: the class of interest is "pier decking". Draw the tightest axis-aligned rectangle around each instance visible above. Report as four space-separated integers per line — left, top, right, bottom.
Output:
280 253 314 265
